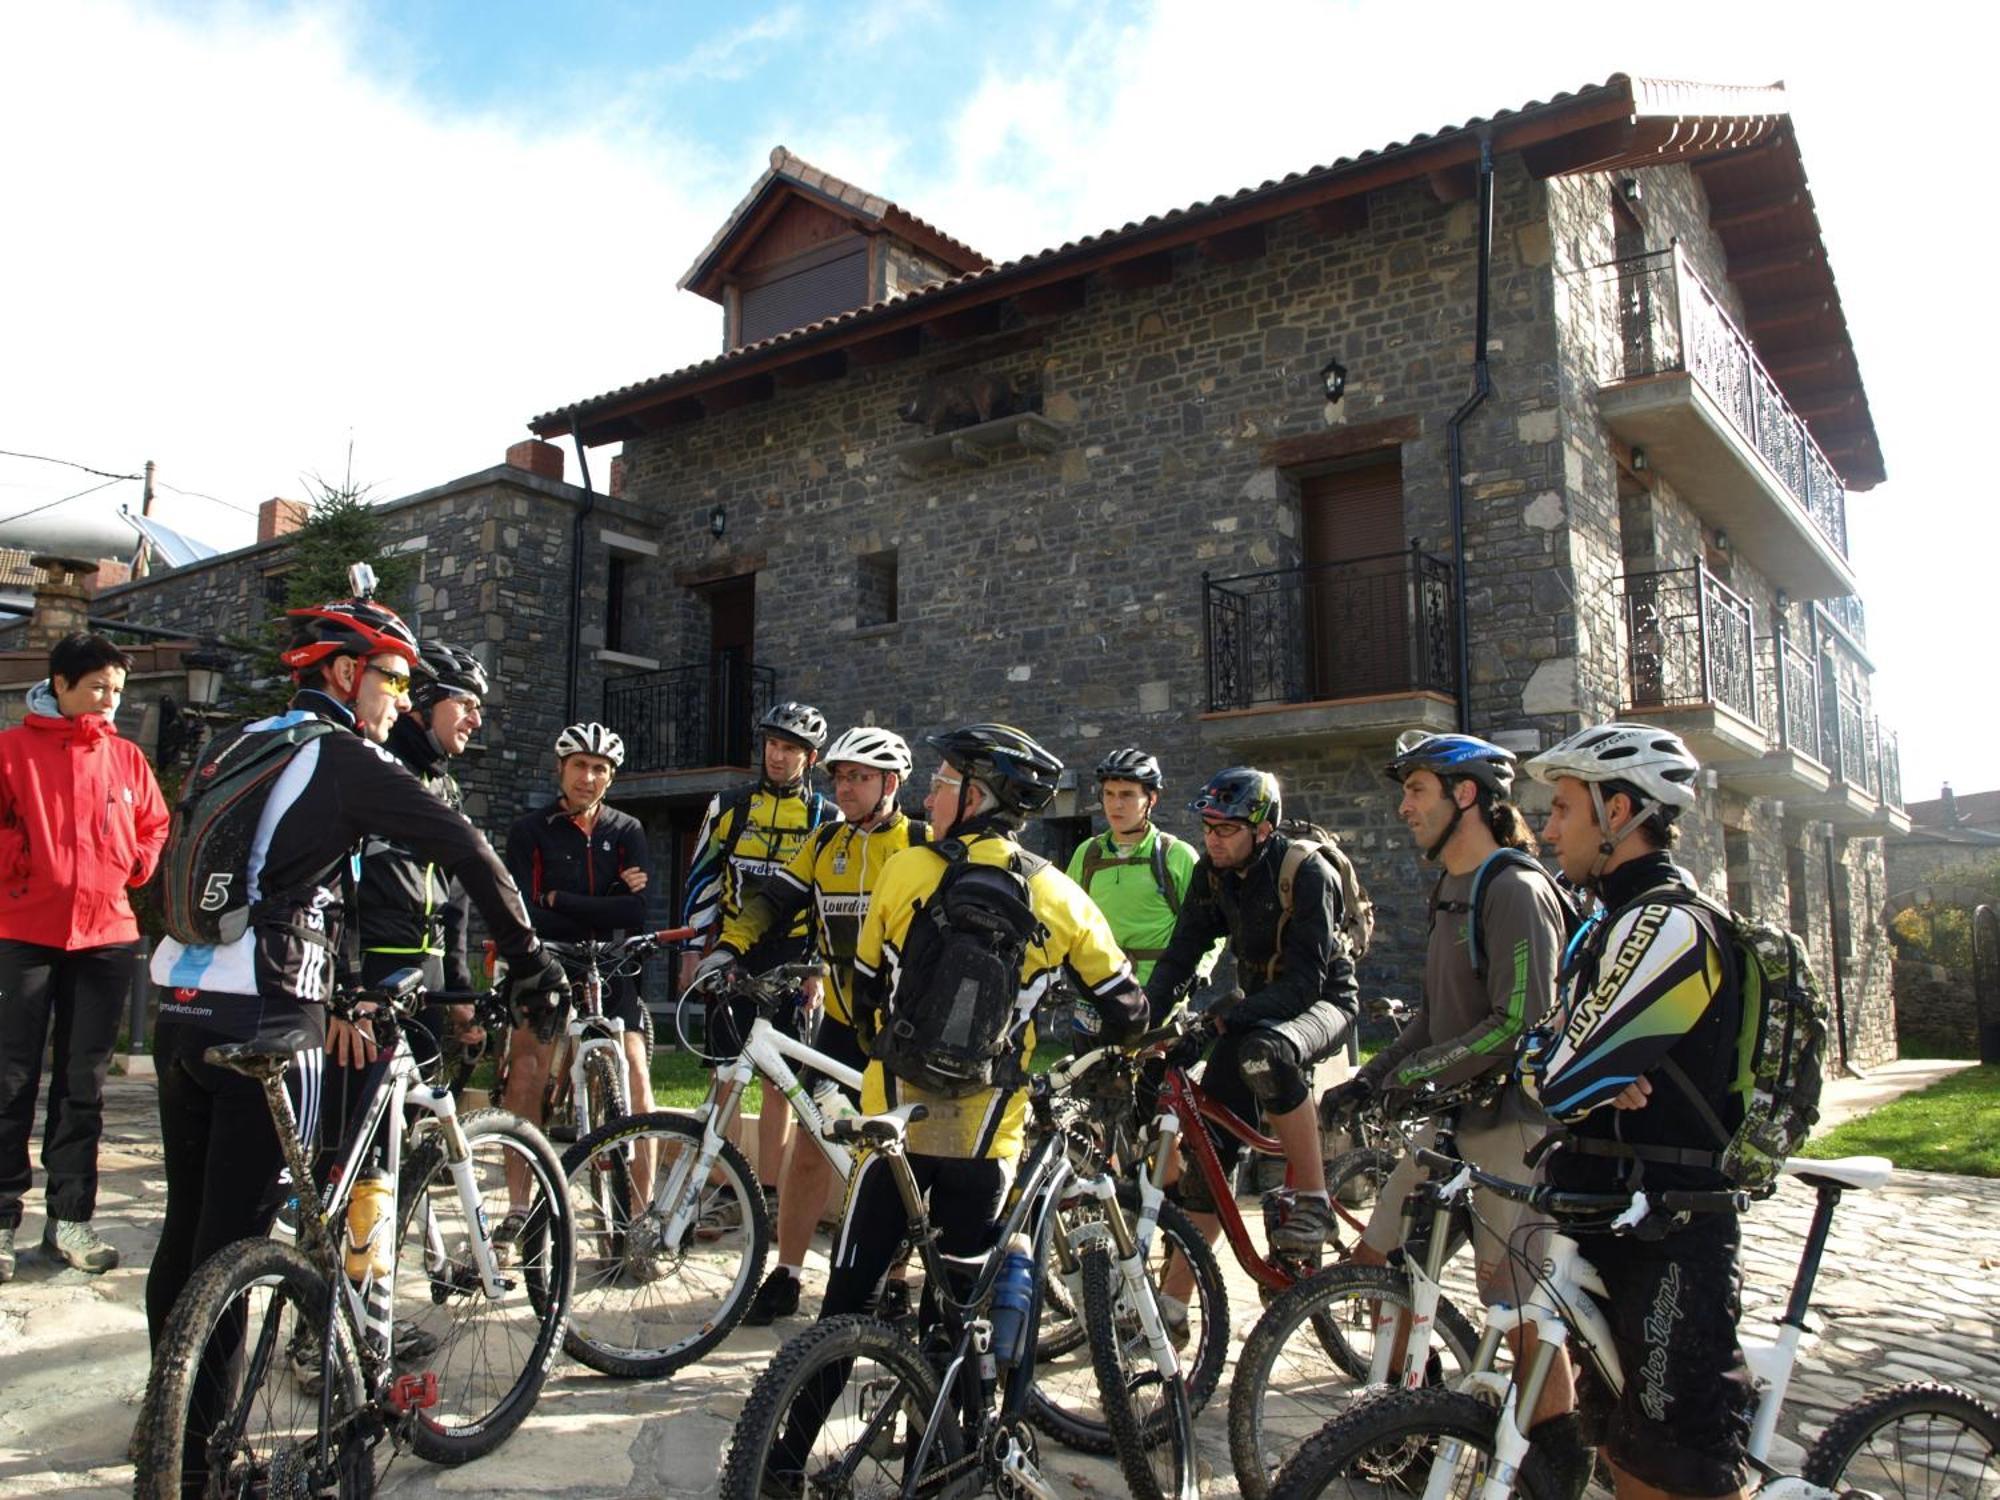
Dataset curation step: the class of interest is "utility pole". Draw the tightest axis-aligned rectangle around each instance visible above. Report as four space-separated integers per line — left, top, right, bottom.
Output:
133 458 155 577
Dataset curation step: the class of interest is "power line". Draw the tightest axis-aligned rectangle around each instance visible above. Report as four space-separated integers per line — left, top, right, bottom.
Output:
0 475 133 527
153 480 258 516
0 448 142 483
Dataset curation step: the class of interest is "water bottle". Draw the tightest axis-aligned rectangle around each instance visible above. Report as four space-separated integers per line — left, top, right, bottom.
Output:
987 1234 1037 1368
813 1081 858 1133
344 1167 395 1283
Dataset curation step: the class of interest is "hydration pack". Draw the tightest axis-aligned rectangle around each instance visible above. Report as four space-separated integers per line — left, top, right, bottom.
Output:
875 840 1048 1097
1433 848 1587 982
159 717 337 946
1273 819 1375 965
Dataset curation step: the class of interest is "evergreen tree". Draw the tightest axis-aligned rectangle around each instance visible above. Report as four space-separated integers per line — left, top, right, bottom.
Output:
227 472 415 717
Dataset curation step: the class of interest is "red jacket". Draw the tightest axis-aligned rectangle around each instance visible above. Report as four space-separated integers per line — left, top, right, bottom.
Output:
0 707 169 950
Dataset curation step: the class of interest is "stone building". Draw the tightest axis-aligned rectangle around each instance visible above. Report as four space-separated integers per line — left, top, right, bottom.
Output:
519 74 1907 1065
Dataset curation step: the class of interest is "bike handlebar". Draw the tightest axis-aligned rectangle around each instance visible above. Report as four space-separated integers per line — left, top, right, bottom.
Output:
1413 1146 1746 1220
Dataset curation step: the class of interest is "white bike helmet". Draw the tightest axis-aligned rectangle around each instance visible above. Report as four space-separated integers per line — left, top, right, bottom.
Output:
822 726 913 778
555 721 625 767
1525 722 1700 808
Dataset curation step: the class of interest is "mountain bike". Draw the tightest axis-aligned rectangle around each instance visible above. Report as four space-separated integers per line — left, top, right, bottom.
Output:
718 1059 1200 1500
134 968 574 1498
1230 1088 1490 1499
535 927 694 1145
1265 1149 2000 1500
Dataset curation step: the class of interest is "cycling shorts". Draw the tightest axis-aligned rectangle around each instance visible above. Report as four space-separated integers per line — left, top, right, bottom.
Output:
1360 1114 1548 1306
1573 1211 1752 1496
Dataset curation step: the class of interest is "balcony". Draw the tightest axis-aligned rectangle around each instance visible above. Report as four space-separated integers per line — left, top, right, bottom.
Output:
1717 632 1832 799
1784 625 1909 834
1592 246 1858 600
601 658 776 795
1199 546 1458 750
1617 564 1767 765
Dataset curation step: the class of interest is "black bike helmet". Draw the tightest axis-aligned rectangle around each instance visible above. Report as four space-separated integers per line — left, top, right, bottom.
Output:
1383 732 1516 799
1189 766 1281 826
926 723 1064 817
412 643 489 711
1094 746 1164 791
759 700 829 753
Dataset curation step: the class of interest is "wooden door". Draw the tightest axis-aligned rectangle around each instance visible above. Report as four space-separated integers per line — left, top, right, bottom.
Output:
1299 455 1407 700
706 575 755 765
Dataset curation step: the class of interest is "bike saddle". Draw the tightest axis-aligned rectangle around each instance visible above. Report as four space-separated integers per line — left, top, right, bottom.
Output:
827 1102 930 1146
204 1027 320 1078
1781 1154 1892 1192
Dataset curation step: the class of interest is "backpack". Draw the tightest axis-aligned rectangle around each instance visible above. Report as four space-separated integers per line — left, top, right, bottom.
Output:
1272 819 1375 970
1645 888 1829 1198
1433 848 1586 982
1075 831 1181 914
159 717 339 946
874 839 1049 1097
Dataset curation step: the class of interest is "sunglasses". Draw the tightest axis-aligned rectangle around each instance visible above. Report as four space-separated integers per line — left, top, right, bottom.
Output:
365 664 412 695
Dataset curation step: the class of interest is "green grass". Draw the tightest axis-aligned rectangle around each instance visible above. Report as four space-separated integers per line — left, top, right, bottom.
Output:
1800 1065 2000 1178
647 1039 1075 1112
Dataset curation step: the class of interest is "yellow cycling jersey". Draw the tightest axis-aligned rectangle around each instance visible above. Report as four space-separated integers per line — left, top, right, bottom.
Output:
683 783 840 950
718 812 927 1026
853 830 1138 1161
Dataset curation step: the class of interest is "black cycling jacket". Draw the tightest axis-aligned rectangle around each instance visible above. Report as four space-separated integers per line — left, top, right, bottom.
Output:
1144 829 1359 1028
504 798 651 943
150 691 540 1018
354 715 473 990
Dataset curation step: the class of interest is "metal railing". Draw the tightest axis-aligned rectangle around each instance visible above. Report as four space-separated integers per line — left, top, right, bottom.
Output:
1593 244 1849 557
1822 673 1874 797
1618 564 1758 723
1821 593 1867 647
1756 632 1823 765
1203 545 1456 711
1876 721 1903 812
602 658 776 773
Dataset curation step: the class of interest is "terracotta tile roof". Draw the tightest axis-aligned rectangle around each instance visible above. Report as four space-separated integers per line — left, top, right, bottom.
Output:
0 547 36 592
537 72 1880 486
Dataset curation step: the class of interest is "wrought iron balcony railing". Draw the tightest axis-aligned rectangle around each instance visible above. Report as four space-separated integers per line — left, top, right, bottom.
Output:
1203 545 1456 712
1877 722 1904 812
602 658 776 774
1619 564 1758 723
1756 632 1823 765
1821 592 1867 647
1595 245 1849 558
1822 674 1875 798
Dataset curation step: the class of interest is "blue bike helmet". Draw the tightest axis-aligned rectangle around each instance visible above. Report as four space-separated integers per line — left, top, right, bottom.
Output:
1383 732 1517 799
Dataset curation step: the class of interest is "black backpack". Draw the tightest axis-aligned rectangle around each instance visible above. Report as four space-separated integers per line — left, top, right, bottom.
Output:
874 839 1049 1097
159 716 338 945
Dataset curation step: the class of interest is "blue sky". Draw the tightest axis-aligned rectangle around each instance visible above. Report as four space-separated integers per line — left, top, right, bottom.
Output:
0 1 1976 798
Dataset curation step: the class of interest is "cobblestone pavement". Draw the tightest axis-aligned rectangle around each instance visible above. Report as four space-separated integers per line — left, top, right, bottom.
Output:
2 1076 1995 1498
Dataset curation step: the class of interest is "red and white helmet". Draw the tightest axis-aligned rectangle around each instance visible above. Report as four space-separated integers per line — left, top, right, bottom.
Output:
281 598 425 677
555 722 625 767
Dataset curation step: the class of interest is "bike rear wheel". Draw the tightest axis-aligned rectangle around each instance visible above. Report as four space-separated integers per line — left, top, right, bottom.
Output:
561 1109 769 1377
135 1237 373 1500
1082 1240 1198 1500
719 1314 964 1500
1803 1380 2000 1500
1269 1386 1561 1500
393 1108 572 1463
1229 1262 1482 1500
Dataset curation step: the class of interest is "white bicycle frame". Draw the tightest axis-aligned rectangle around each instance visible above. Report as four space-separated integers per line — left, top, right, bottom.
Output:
651 1010 866 1246
1411 1156 1891 1500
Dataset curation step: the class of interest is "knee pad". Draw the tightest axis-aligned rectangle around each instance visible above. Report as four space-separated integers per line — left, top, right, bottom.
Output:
1238 1031 1309 1114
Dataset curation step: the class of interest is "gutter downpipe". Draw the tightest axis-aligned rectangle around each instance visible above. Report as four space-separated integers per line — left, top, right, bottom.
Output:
565 419 598 727
1445 133 1495 734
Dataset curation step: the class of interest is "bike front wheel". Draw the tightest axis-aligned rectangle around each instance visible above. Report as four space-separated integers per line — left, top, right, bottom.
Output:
1230 1262 1482 1500
394 1107 573 1464
134 1237 373 1500
1081 1240 1198 1500
1803 1380 2000 1500
561 1108 769 1378
718 1314 964 1500
1269 1386 1562 1500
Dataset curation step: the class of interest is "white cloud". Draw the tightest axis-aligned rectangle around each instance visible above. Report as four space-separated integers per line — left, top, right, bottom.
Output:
642 6 805 85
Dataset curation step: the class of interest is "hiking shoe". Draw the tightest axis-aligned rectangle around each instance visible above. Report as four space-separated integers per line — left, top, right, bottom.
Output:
1269 1194 1332 1255
1158 1294 1192 1352
743 1268 802 1326
492 1208 531 1265
394 1318 440 1363
695 1188 743 1243
290 1325 325 1395
43 1218 119 1273
0 1225 14 1282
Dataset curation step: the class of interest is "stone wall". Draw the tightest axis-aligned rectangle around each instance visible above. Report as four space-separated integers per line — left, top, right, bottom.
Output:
1892 959 1980 1054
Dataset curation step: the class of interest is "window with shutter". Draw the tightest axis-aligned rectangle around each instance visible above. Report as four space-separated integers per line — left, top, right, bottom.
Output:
1298 454 1409 700
737 248 868 345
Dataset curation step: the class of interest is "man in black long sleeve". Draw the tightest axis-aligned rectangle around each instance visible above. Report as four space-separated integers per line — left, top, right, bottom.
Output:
146 593 567 1355
498 721 652 1231
1144 766 1357 1256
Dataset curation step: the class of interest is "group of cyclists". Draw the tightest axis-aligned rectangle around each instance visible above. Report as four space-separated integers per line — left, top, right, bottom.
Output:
130 569 1770 1500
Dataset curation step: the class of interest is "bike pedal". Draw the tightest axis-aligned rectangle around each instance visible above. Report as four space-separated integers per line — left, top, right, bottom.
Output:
548 1123 577 1143
389 1372 440 1413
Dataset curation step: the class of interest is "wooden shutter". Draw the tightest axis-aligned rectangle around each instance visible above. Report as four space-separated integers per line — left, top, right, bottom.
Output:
738 249 868 345
1298 455 1408 699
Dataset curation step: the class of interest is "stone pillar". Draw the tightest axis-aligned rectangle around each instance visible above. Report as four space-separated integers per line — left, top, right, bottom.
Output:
26 555 99 651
